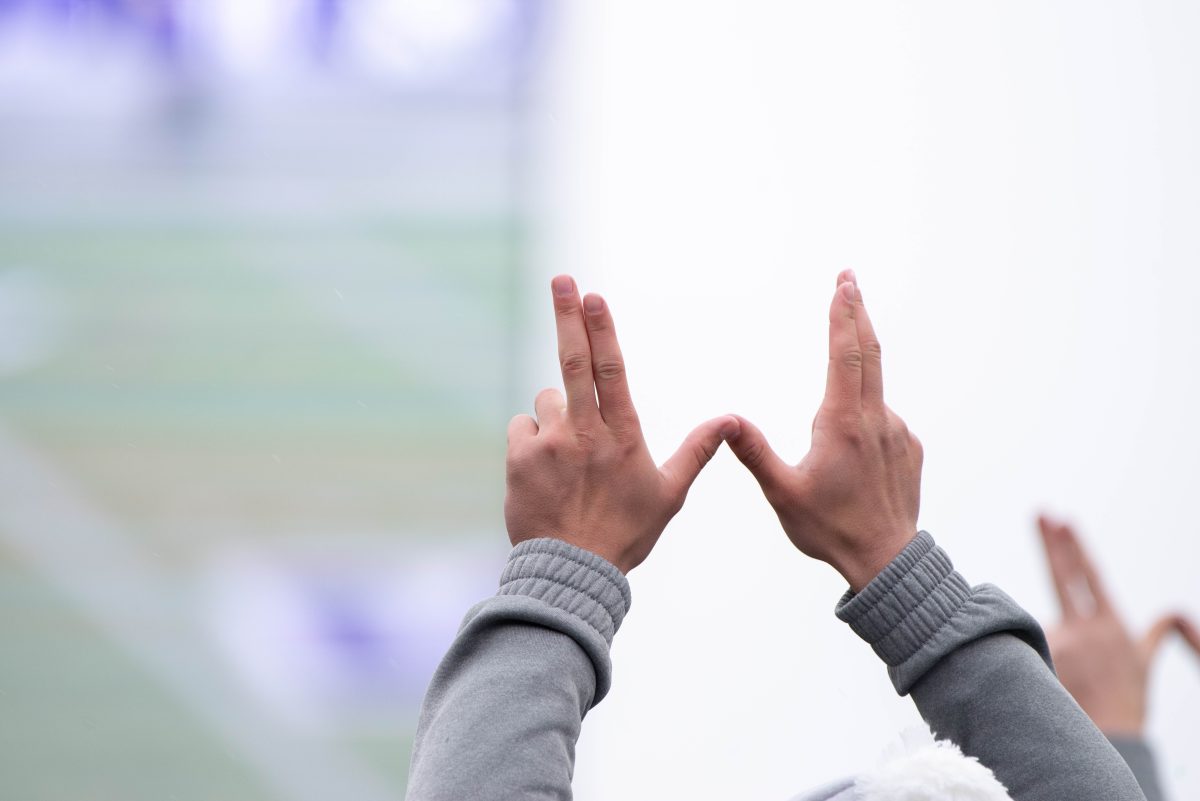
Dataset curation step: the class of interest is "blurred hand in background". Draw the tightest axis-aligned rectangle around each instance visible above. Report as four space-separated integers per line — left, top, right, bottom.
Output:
1038 515 1200 735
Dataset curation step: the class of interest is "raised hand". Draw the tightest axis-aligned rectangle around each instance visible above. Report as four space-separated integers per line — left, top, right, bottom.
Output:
504 275 740 573
1038 515 1200 735
726 271 922 591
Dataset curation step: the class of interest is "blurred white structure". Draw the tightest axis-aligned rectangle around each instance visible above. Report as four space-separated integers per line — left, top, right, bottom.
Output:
534 4 1200 800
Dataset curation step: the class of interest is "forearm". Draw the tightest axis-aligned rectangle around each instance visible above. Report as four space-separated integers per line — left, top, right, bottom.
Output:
405 539 630 801
836 532 1146 801
912 629 1144 801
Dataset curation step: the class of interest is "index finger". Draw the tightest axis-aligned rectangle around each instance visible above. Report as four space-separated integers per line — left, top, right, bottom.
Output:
1039 516 1112 618
1062 522 1113 615
824 280 863 415
1039 515 1082 619
551 275 601 423
850 283 883 409
582 293 638 430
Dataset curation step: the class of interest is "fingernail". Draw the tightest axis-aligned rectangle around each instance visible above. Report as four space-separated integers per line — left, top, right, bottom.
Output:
846 269 857 285
719 416 741 440
552 275 574 297
583 294 604 314
839 282 855 302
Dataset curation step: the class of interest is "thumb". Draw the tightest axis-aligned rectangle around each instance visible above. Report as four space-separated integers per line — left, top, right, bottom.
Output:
1179 616 1200 661
660 415 740 495
1139 613 1197 666
724 415 791 494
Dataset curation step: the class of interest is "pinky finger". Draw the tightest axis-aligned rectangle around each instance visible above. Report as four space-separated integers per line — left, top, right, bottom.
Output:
507 414 538 445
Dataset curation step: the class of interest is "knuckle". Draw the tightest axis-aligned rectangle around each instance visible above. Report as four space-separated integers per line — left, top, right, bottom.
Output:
506 447 533 475
885 412 917 447
534 432 562 458
834 410 864 439
862 338 882 360
607 418 642 447
739 438 766 469
910 432 924 461
586 313 611 332
614 408 641 433
559 352 591 376
590 439 620 466
693 434 720 466
571 427 597 450
592 357 625 382
535 387 559 404
839 349 864 370
595 438 636 469
873 413 912 453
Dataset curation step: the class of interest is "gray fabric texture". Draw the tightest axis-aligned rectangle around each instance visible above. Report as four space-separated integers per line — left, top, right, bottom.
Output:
826 531 1146 801
1109 735 1165 801
405 538 630 801
406 532 1147 801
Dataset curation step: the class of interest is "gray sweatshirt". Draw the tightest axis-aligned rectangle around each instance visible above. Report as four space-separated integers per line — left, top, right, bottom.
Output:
405 532 1149 801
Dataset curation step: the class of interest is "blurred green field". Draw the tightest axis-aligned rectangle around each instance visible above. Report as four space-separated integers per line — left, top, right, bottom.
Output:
0 221 516 538
0 214 520 800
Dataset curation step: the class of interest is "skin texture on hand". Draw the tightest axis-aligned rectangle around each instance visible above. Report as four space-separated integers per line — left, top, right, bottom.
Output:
726 271 922 591
1038 515 1200 736
503 275 739 574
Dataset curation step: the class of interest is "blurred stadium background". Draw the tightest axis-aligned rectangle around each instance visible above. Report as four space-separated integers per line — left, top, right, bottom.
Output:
0 2 541 799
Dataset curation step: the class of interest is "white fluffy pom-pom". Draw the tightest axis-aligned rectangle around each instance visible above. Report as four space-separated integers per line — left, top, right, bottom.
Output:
853 727 1013 801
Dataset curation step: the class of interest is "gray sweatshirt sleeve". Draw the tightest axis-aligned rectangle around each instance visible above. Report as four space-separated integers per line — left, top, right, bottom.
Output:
404 538 630 801
1108 736 1166 801
836 531 1146 801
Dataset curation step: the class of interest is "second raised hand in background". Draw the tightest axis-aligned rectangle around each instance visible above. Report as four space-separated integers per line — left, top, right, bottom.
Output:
1038 515 1200 736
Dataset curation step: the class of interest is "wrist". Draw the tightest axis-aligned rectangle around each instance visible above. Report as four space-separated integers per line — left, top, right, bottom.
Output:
571 538 637 574
1092 709 1146 738
833 529 919 592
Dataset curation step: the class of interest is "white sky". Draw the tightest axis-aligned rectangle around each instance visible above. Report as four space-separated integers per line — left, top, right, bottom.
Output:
530 3 1200 799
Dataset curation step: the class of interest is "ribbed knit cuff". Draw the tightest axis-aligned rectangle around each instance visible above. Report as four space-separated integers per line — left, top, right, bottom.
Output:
498 538 632 647
835 531 972 667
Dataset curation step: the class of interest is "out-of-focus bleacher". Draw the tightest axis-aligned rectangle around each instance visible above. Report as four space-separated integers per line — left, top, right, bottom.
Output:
0 2 544 799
